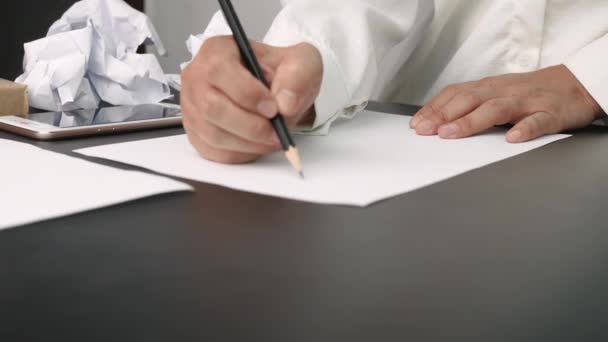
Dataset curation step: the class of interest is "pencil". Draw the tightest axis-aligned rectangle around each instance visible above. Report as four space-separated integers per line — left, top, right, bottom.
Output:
217 0 304 178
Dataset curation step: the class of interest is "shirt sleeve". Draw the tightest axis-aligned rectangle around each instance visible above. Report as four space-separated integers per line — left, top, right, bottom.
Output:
564 34 608 116
264 0 434 134
191 0 434 135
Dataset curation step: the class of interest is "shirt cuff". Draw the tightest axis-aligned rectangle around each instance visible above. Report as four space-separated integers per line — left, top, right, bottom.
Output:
564 35 608 115
264 20 363 135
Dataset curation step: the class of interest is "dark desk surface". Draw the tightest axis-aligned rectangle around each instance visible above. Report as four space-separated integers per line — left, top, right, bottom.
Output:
1 102 608 341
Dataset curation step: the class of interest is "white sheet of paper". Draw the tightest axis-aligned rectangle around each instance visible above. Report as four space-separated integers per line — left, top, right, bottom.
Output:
75 111 570 206
0 139 192 230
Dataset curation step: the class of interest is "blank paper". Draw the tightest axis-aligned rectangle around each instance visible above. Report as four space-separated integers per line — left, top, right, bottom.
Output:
76 111 570 206
0 139 193 230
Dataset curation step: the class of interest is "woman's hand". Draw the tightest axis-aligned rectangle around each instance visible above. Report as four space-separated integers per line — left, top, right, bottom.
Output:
410 65 604 142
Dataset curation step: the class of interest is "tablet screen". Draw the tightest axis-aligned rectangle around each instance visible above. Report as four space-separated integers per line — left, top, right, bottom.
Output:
26 104 181 128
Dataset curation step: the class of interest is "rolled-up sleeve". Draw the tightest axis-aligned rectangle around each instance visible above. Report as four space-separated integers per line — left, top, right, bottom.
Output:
264 0 434 134
192 0 434 134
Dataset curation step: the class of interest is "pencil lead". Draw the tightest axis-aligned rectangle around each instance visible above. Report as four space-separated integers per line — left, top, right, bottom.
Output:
299 171 305 179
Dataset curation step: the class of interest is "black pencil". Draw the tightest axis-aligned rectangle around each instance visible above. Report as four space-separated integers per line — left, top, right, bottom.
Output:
217 0 304 178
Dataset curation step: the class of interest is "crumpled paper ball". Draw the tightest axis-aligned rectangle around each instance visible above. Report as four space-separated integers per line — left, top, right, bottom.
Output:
16 0 171 112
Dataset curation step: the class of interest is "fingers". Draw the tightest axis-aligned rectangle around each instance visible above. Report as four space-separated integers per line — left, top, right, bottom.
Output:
187 116 278 155
192 85 280 146
437 97 524 139
271 43 323 125
205 63 278 119
410 81 477 129
181 89 280 163
181 36 288 163
189 38 278 119
185 125 262 164
414 86 493 135
507 111 563 143
414 67 599 143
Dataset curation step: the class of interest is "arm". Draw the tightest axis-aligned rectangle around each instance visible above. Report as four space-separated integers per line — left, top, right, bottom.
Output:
196 0 434 134
181 1 433 164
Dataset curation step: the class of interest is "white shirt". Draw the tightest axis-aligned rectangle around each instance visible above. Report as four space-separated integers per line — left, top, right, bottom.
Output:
198 0 608 134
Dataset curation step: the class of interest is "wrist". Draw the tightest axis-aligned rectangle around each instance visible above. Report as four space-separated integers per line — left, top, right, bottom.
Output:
558 64 604 118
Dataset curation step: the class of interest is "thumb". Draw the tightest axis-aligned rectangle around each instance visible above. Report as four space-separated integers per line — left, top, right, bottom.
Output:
506 111 563 143
271 43 323 121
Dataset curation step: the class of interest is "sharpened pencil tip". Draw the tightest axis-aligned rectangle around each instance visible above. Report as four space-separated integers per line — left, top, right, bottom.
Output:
299 171 305 179
284 146 304 178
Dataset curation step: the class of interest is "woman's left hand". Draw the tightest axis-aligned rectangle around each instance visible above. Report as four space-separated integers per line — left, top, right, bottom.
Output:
410 65 604 143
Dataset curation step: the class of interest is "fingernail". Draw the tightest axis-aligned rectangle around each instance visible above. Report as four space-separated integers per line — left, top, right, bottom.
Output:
507 130 523 142
277 89 299 113
417 120 436 135
438 123 459 138
258 100 277 119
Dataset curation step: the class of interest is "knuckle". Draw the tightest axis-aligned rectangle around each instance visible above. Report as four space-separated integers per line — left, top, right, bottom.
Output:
492 99 515 122
202 36 220 48
428 103 451 122
204 36 230 50
418 105 433 118
282 61 302 77
202 90 223 119
485 98 507 114
529 86 546 99
460 91 482 107
511 96 525 109
204 57 225 81
443 84 461 97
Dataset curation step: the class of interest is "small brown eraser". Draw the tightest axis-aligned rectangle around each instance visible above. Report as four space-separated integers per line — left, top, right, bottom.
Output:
0 79 29 117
